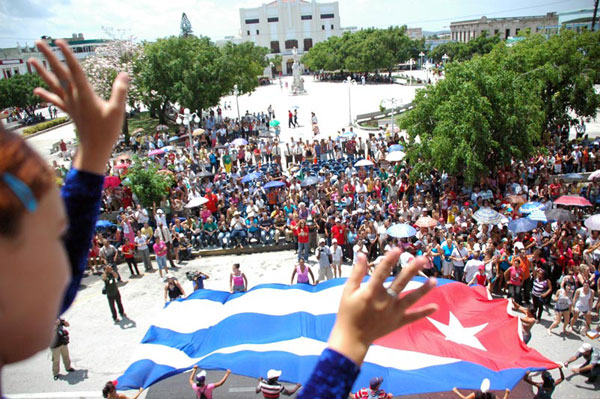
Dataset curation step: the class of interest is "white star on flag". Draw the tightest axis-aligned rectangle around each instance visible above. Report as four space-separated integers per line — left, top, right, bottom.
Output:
427 312 488 351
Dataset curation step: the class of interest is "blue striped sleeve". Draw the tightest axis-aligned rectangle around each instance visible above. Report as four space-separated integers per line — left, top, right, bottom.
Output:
298 348 360 399
60 168 104 314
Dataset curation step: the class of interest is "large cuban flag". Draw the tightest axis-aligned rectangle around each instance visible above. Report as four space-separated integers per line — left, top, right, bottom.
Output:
117 277 558 395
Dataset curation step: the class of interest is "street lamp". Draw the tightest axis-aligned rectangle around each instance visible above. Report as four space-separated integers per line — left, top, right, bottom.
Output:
176 108 200 155
408 58 415 85
233 84 241 122
418 51 425 69
344 76 356 126
442 53 449 66
382 97 401 138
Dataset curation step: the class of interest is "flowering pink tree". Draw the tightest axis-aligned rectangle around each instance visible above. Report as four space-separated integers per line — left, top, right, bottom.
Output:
80 29 143 138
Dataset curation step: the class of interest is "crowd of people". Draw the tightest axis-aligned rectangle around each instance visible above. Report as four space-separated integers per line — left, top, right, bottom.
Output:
4 38 597 399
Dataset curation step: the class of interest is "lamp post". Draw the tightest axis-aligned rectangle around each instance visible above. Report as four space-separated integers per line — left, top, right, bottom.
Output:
442 53 449 66
176 108 200 155
408 58 415 85
383 97 401 138
233 84 241 122
418 51 425 69
344 76 356 126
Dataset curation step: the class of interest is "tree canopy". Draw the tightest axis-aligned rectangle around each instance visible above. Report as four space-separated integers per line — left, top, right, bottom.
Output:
401 29 600 184
138 35 268 121
127 159 173 209
429 32 501 63
0 73 47 115
302 26 425 73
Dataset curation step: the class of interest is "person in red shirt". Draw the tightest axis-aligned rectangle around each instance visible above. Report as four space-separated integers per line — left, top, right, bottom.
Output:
331 219 347 260
121 238 141 277
350 377 392 399
549 179 561 199
295 219 310 261
205 188 218 214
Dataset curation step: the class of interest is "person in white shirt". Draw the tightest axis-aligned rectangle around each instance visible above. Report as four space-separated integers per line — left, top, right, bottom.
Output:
464 250 484 285
330 239 344 278
450 240 469 282
134 230 154 272
352 239 368 266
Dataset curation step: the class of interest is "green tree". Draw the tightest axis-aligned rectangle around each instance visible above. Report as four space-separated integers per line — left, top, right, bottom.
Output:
139 36 268 122
0 73 47 116
493 29 600 133
430 32 500 63
220 41 269 93
401 55 543 184
126 159 173 209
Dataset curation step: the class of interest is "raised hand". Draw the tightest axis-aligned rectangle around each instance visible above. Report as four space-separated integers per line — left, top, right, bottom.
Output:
328 249 437 365
28 39 129 175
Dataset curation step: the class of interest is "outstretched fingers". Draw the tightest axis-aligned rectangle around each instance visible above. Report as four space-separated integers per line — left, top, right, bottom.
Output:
389 256 427 294
32 88 66 112
55 40 92 95
396 277 437 311
369 248 401 288
345 252 368 293
401 303 439 326
28 58 65 98
35 40 71 92
108 72 129 113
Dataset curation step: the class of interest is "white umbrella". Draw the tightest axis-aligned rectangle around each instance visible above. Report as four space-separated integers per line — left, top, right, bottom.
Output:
354 159 374 167
385 151 406 162
584 214 600 231
184 196 209 208
527 209 547 223
589 170 600 181
472 207 503 225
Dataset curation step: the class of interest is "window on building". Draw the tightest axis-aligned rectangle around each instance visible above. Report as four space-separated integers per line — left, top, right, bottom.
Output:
331 24 334 29
505 28 510 39
320 13 334 19
270 41 280 53
267 17 278 23
256 29 260 35
301 15 312 20
247 30 251 35
481 29 488 36
303 38 313 51
322 25 325 30
494 29 499 35
245 18 259 24
285 39 298 49
515 28 520 35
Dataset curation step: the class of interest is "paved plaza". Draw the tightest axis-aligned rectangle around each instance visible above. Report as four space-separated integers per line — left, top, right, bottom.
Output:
3 76 600 399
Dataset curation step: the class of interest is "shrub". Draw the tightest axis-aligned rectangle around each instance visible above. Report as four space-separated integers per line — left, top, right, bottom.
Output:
23 117 70 136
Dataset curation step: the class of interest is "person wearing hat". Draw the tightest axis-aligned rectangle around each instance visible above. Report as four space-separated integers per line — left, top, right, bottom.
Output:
164 273 186 303
189 365 231 399
330 238 344 278
467 264 489 288
316 237 333 282
350 376 392 399
563 343 600 383
256 369 301 398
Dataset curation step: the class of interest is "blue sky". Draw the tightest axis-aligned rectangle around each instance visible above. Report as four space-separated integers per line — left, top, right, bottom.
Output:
0 0 594 48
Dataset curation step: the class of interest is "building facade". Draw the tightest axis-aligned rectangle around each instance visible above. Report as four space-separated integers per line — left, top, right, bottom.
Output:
239 0 341 74
0 33 104 80
450 13 559 43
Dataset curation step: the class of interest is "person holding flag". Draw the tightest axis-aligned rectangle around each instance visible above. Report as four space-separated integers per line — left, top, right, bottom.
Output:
350 376 392 399
189 365 231 399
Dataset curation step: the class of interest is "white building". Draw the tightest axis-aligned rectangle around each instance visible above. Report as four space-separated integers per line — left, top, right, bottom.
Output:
0 34 105 80
239 0 342 75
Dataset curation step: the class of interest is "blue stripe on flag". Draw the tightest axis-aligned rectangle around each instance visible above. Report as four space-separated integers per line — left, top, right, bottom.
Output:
118 351 544 394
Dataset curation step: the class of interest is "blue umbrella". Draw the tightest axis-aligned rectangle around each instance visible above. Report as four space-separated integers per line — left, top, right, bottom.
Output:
388 144 405 152
519 202 545 214
95 220 115 229
241 171 263 183
508 218 537 233
340 131 356 139
472 207 503 225
386 223 417 238
168 136 181 142
527 209 547 223
264 180 285 189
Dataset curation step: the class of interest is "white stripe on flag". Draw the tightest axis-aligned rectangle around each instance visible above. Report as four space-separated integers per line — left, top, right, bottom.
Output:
153 281 423 333
128 336 459 371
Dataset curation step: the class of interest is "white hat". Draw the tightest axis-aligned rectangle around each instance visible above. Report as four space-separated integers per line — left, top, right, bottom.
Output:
267 369 282 379
578 343 592 353
332 238 338 244
166 273 174 279
514 242 524 250
157 209 164 214
319 237 326 244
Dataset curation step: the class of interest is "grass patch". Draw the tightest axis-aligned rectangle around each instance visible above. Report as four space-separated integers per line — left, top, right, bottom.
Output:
128 111 177 136
23 117 70 136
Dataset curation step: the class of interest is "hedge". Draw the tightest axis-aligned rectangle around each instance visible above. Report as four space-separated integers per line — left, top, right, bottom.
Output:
23 117 70 136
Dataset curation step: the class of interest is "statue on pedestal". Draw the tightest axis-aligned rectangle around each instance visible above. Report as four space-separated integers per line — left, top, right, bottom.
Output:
290 47 307 95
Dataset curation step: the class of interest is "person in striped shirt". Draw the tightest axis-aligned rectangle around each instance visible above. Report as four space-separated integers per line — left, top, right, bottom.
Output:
256 369 301 398
350 377 392 399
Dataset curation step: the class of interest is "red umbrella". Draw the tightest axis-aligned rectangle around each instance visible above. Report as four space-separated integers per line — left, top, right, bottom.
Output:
103 175 121 188
554 195 592 207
